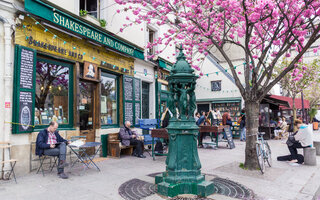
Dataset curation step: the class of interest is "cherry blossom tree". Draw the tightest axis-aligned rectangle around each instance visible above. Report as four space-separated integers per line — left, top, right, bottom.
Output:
115 0 320 169
274 59 320 120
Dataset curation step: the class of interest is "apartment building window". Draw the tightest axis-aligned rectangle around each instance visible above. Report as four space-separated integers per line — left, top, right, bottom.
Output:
211 80 222 91
80 0 100 18
147 28 156 55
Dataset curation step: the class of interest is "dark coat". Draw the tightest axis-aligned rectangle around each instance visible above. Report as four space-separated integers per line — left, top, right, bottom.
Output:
240 114 246 129
119 127 136 146
35 129 67 156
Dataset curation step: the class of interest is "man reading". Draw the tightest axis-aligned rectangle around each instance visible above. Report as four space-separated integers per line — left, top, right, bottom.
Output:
35 121 70 179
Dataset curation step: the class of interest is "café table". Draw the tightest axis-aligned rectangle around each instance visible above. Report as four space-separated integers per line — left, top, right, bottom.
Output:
68 142 101 173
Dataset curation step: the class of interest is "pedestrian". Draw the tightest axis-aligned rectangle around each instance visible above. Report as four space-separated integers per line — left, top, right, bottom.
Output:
35 121 71 179
197 111 206 147
222 109 232 139
239 109 246 141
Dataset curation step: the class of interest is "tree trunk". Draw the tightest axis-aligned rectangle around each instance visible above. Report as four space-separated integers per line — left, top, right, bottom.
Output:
292 96 296 121
244 100 260 170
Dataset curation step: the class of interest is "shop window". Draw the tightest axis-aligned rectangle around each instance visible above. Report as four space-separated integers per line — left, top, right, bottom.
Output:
35 59 72 127
80 0 100 18
101 72 118 126
211 80 221 91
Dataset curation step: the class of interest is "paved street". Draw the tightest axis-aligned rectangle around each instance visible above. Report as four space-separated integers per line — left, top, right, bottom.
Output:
1 132 320 200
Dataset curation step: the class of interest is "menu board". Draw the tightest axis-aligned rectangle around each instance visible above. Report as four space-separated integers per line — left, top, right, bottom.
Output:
223 126 235 149
19 92 33 132
125 102 133 124
135 103 141 125
124 77 133 101
135 79 140 101
19 48 34 89
12 45 36 134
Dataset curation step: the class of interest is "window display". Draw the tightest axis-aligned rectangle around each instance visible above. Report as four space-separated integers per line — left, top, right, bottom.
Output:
35 60 69 125
100 73 118 125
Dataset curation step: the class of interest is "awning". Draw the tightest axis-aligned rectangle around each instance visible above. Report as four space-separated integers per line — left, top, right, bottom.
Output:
263 95 290 108
267 95 309 110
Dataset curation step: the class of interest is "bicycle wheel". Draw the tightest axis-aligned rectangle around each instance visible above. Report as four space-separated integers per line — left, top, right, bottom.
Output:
264 141 272 167
256 143 265 174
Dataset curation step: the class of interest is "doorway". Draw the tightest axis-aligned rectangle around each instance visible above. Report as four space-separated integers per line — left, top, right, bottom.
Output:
142 82 150 134
79 81 96 154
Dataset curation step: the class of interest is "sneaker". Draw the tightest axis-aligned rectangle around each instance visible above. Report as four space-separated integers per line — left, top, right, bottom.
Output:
137 154 146 158
58 160 69 168
58 172 68 179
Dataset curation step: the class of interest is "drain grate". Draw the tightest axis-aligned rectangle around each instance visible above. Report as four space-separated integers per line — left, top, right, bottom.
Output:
211 177 254 199
119 176 254 200
118 178 156 200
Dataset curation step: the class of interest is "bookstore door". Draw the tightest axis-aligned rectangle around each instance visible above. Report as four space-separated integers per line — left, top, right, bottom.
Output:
79 81 96 154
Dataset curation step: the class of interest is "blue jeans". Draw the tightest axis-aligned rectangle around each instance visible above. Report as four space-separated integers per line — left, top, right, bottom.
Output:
43 142 67 173
240 127 246 141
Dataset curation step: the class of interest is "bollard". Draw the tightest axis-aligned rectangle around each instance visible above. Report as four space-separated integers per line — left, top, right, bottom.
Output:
303 147 317 166
314 141 320 156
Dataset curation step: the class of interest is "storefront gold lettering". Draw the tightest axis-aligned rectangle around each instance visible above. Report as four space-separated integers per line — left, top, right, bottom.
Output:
27 36 83 59
52 12 134 56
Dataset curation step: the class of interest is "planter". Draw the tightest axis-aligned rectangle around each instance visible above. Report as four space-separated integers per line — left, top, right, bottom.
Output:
80 15 100 27
313 122 318 130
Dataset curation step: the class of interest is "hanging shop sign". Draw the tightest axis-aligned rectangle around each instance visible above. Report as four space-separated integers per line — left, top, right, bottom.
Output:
83 61 98 81
25 0 144 60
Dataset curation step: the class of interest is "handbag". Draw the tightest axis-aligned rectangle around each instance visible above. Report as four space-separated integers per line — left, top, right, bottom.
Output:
286 131 297 146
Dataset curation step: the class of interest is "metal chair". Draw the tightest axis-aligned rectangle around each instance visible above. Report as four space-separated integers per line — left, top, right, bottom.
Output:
36 155 58 177
0 142 17 183
139 119 160 156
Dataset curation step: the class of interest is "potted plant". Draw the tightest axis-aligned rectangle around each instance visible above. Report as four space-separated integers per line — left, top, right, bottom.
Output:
99 19 106 28
79 9 88 16
309 108 318 130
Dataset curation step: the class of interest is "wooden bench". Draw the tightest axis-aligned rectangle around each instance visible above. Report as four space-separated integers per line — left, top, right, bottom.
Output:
107 133 134 158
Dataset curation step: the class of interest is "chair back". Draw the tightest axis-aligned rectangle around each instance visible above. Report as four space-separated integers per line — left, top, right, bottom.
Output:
139 119 159 130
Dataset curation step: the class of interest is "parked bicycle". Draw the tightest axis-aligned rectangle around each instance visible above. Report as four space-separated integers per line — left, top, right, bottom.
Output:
256 132 272 174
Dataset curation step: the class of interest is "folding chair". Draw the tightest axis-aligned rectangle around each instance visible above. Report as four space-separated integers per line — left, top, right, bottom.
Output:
0 142 17 183
139 119 160 156
36 155 58 177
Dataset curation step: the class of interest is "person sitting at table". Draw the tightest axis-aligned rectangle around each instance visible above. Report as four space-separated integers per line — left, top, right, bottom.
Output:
119 121 146 158
274 117 288 139
35 121 71 179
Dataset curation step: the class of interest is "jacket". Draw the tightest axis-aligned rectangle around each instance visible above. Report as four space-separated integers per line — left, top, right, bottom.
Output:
35 128 67 156
294 125 313 147
119 127 137 146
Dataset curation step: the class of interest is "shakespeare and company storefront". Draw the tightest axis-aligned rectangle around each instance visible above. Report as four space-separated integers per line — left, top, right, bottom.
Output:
10 0 144 175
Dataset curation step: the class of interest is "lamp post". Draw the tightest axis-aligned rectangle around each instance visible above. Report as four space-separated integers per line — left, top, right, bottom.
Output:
155 47 214 197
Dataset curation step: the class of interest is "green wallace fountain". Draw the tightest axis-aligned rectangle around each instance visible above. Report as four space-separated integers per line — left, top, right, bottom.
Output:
155 47 214 197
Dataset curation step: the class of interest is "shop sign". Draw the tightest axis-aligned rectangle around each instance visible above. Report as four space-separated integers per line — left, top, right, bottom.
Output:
25 0 144 60
83 61 98 81
27 36 83 60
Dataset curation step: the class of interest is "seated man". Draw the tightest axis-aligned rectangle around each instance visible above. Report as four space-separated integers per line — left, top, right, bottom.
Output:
35 121 70 179
119 121 146 158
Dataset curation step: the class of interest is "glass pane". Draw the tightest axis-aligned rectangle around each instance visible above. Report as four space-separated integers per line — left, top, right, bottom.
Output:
35 61 69 125
79 81 94 130
87 0 98 18
101 74 117 125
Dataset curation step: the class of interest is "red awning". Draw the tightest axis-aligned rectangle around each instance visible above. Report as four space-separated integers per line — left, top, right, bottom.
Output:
269 95 310 110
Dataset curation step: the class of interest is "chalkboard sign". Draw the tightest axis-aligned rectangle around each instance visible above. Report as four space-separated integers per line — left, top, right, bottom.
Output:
125 102 133 124
20 48 34 89
123 76 141 126
223 126 235 149
135 103 141 125
19 91 33 132
13 45 36 134
135 79 140 101
124 77 133 101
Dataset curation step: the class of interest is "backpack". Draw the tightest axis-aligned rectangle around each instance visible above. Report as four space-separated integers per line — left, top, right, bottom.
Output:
154 140 163 154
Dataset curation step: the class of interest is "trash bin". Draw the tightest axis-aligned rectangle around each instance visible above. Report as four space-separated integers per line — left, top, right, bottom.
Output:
101 134 108 157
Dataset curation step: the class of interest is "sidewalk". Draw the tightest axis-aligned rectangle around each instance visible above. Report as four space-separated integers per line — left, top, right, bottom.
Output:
0 133 320 200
